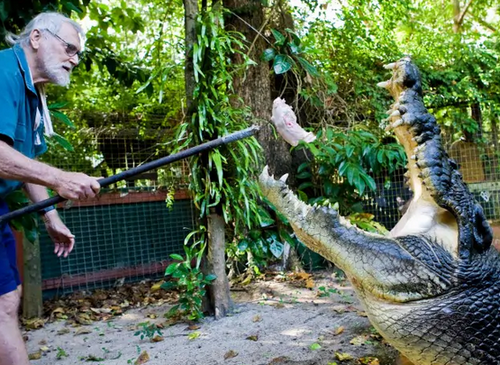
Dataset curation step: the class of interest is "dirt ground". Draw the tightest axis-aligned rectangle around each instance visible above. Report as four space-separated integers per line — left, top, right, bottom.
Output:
23 270 401 365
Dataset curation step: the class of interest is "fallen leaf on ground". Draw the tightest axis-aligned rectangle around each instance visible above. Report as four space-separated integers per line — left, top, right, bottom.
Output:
350 335 372 346
151 335 164 342
268 356 291 364
74 327 92 335
134 351 150 364
335 352 353 361
224 350 238 360
57 328 70 335
23 317 47 330
188 331 200 340
246 334 258 341
252 315 262 322
309 343 321 350
334 326 344 335
28 351 42 360
187 324 200 330
359 357 380 365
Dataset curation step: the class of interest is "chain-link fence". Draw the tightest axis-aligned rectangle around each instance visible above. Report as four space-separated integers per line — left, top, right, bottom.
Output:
38 124 195 297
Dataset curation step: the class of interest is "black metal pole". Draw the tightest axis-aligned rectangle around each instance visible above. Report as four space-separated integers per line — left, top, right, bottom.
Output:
0 125 259 224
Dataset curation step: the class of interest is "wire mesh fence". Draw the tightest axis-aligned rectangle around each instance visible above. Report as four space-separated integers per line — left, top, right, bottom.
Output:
38 125 195 297
364 129 500 232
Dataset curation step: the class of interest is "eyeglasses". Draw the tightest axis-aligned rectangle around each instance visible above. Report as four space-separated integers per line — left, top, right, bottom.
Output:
43 29 83 58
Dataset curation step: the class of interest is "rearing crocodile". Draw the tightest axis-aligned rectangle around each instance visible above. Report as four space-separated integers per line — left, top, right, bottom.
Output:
259 57 500 365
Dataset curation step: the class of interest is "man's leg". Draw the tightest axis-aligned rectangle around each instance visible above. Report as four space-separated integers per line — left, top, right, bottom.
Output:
0 209 30 365
0 289 30 365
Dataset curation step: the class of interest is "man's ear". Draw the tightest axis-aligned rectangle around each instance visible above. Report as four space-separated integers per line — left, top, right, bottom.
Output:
29 29 43 50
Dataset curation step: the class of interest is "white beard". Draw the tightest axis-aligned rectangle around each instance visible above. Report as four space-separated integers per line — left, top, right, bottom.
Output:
40 53 71 86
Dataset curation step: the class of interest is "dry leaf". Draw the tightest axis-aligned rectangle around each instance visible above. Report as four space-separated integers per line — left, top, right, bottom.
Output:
305 278 315 289
350 335 371 346
151 335 164 343
57 328 70 335
335 352 353 361
24 317 47 330
359 357 380 365
150 281 164 292
146 313 157 319
187 324 200 331
334 326 344 335
268 356 291 364
134 351 150 364
246 335 258 341
40 346 50 352
224 350 238 360
28 351 42 360
74 327 92 335
252 315 262 323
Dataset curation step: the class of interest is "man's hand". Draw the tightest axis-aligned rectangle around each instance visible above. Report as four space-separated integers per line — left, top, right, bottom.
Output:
42 210 75 258
53 171 101 201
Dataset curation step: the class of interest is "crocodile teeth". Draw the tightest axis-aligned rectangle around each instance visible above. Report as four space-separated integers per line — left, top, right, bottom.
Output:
377 81 391 89
279 173 289 182
391 119 403 129
383 62 397 70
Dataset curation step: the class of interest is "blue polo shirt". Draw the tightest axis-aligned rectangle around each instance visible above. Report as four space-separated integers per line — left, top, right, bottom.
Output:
0 44 47 199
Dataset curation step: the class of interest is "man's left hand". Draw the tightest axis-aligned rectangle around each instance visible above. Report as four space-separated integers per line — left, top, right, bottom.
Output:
42 210 75 258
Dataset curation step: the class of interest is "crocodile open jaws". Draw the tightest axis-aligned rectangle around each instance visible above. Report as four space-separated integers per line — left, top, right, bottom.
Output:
259 57 500 365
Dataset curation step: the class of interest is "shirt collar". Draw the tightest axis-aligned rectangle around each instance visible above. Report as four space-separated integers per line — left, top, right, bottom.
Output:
13 44 37 95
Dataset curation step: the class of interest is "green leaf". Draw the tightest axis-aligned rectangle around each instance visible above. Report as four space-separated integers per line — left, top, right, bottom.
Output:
273 54 294 74
160 281 177 290
296 57 320 77
271 29 286 46
309 343 322 350
50 110 75 128
211 151 224 186
170 253 184 261
269 240 284 258
205 274 217 281
238 239 249 251
165 263 179 276
50 133 74 152
262 48 276 61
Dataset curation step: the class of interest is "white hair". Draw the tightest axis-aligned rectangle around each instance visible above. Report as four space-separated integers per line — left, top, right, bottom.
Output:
5 12 85 47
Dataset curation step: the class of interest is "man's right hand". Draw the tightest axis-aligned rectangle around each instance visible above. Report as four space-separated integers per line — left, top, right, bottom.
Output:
52 171 101 200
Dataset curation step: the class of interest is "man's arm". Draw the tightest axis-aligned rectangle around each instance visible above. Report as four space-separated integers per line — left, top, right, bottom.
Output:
0 140 100 200
23 182 75 257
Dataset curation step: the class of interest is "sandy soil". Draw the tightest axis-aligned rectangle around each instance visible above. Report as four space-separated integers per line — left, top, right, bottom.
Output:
23 270 400 365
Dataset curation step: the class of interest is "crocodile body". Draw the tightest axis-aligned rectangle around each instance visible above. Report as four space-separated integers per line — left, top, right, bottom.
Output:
259 57 500 365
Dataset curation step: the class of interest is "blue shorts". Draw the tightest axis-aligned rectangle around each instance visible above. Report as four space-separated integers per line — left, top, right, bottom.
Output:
0 200 21 296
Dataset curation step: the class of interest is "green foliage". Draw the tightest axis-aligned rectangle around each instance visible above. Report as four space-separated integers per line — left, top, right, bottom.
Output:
263 27 320 77
134 321 163 341
4 191 38 244
163 235 215 321
296 127 406 214
176 10 263 237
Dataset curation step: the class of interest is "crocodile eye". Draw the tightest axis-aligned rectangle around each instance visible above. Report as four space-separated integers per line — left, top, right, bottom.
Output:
398 106 408 114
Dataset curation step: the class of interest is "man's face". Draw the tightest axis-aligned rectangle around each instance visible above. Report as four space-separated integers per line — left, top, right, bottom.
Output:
39 22 82 87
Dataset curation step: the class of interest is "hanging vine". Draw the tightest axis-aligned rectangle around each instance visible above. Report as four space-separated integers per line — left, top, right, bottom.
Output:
164 5 264 320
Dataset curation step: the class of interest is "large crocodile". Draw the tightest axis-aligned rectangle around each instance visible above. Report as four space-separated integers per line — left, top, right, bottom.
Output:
259 57 500 365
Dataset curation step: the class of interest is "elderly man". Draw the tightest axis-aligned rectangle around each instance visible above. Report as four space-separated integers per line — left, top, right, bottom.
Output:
0 12 100 364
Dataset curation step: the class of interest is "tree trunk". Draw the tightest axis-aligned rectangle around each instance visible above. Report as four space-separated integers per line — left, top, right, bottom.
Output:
183 0 197 111
206 212 232 318
22 231 42 318
471 102 483 140
222 0 293 179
